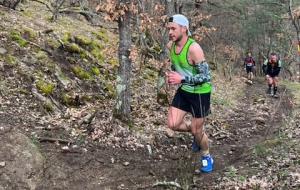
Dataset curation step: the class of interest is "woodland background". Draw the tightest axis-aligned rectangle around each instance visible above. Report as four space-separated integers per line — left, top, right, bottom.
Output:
0 0 300 189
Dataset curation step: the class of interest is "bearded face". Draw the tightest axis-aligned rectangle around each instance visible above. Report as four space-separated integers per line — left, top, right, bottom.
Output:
270 55 277 68
270 55 277 63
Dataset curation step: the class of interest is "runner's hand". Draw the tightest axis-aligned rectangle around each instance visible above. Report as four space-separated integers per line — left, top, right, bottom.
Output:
168 71 181 85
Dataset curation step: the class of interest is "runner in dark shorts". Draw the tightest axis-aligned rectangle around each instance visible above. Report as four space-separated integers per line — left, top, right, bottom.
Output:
166 14 213 172
262 52 282 98
171 88 210 118
244 52 255 83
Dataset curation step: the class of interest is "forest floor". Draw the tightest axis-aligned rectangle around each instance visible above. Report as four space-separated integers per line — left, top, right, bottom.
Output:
1 76 298 190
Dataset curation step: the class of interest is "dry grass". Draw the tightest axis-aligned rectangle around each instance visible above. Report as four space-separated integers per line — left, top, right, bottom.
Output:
210 72 246 116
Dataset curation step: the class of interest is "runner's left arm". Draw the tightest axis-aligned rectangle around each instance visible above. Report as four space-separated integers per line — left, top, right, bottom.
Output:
181 42 211 85
183 61 211 85
275 60 282 76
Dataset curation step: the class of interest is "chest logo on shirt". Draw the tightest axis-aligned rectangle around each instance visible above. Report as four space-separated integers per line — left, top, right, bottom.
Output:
179 59 185 67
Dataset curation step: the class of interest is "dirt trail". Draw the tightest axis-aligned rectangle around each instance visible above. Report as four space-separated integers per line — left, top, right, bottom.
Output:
35 77 292 190
194 77 293 189
0 77 293 190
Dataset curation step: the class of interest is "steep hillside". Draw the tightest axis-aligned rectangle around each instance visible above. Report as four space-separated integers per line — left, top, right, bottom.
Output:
0 1 299 190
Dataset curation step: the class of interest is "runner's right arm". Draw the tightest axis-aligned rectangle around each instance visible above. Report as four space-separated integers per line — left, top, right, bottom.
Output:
262 59 268 74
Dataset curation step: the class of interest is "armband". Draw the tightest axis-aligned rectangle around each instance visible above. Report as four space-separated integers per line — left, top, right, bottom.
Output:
181 76 186 83
184 61 211 85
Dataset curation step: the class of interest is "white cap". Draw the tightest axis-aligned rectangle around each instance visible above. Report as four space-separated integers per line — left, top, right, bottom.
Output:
169 14 192 36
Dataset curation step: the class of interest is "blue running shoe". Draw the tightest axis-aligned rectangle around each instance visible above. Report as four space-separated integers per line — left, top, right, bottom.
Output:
200 155 213 172
191 136 200 152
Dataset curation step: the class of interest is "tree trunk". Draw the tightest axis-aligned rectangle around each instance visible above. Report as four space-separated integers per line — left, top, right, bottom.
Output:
114 1 132 122
0 0 21 9
158 0 175 61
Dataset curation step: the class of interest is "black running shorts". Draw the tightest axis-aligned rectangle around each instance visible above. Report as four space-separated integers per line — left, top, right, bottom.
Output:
246 66 254 73
171 87 211 118
267 73 278 78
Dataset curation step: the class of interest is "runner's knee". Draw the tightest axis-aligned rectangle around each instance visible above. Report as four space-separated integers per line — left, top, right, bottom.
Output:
167 120 179 130
191 126 203 136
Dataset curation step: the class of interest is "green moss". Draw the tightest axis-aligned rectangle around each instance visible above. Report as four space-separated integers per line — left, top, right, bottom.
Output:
33 46 41 52
154 45 161 52
10 34 21 41
45 17 53 22
72 65 92 80
8 29 20 39
8 30 21 41
36 80 55 95
61 31 71 44
92 30 109 42
145 28 153 44
153 121 162 126
263 139 283 146
0 10 5 16
8 55 16 63
100 69 109 76
103 82 115 98
90 66 100 75
43 101 54 113
157 92 168 105
142 73 154 82
19 88 29 94
93 94 105 100
0 24 4 31
21 27 37 41
66 57 76 64
21 11 32 17
18 39 27 47
87 39 96 50
8 29 27 46
62 93 74 106
108 58 118 65
67 43 81 54
81 94 90 101
35 69 45 78
129 125 143 131
103 81 114 92
36 51 46 60
46 38 61 49
74 35 90 46
79 53 86 59
88 39 104 51
141 104 149 108
91 49 104 61
99 28 108 34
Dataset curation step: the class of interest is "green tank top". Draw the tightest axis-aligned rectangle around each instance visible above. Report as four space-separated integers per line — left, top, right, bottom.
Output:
170 38 211 94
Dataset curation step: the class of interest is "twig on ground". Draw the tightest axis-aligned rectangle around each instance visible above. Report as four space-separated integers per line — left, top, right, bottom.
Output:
212 130 229 137
152 181 182 189
35 126 60 130
215 135 228 140
78 109 104 127
25 40 52 56
30 0 53 13
39 137 72 144
53 31 65 48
